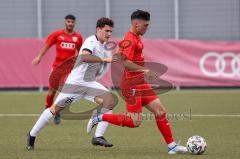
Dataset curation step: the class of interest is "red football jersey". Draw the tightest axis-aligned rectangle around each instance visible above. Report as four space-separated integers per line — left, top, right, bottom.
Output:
46 29 83 68
120 31 144 79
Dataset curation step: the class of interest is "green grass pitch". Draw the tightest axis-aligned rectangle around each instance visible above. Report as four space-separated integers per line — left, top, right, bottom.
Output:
0 90 239 159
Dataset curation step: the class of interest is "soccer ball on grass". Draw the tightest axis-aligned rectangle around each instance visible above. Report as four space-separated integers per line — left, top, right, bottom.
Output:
186 135 207 155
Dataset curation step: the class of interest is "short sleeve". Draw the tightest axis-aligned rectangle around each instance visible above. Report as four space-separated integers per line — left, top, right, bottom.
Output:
80 37 95 54
45 31 58 47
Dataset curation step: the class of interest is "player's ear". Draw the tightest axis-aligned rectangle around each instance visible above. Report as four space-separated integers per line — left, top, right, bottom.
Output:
96 27 101 33
132 20 138 27
131 20 135 25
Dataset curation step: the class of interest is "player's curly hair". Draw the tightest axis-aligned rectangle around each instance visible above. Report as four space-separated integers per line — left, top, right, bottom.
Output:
96 17 114 28
131 10 150 21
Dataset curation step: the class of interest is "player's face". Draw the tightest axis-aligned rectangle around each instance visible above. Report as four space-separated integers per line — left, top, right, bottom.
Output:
136 20 149 35
65 19 75 31
97 25 113 42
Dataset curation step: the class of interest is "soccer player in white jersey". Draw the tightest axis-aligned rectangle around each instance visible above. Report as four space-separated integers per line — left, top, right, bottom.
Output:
27 17 119 150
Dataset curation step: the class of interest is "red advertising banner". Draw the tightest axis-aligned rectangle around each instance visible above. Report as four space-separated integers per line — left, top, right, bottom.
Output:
0 38 239 87
142 39 240 86
0 39 54 87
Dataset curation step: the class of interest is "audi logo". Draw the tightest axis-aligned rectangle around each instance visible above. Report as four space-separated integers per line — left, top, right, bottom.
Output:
199 52 240 77
61 42 75 49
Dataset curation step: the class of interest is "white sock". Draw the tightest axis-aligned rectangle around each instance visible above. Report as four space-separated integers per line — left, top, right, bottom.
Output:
30 108 53 137
94 110 113 137
168 142 177 149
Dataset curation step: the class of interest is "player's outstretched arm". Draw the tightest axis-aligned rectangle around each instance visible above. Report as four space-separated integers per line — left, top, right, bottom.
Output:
80 50 120 63
123 59 148 72
123 59 158 79
32 44 50 65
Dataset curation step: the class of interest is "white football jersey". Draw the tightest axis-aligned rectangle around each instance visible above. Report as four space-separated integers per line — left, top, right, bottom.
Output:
65 35 109 84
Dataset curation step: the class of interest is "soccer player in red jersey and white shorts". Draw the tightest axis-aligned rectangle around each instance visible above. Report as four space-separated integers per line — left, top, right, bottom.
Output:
87 10 188 154
32 15 83 124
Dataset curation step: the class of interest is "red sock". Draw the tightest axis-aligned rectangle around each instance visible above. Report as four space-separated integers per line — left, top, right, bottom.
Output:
102 114 135 128
155 113 174 144
45 94 55 109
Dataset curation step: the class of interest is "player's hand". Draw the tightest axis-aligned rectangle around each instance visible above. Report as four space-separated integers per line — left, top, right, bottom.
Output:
112 53 122 62
32 56 41 65
144 69 158 83
103 54 121 63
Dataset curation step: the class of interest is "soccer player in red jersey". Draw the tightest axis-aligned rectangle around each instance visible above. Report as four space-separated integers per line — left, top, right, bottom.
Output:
87 10 188 154
32 15 83 124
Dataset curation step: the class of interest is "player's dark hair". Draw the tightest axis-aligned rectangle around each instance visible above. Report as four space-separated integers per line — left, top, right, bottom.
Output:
65 14 76 20
96 17 114 28
131 10 150 21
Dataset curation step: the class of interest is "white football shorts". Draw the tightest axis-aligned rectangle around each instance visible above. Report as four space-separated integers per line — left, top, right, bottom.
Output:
54 81 108 107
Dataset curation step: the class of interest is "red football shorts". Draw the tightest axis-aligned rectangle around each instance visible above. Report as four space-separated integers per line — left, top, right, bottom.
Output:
121 76 158 113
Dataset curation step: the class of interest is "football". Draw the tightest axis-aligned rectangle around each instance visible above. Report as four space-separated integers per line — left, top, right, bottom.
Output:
186 135 207 155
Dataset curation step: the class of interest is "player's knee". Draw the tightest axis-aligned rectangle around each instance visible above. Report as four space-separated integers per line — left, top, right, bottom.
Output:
48 89 56 95
103 93 118 109
109 93 118 107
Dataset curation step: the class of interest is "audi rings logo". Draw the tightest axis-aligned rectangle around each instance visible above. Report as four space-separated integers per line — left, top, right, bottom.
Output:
200 52 240 77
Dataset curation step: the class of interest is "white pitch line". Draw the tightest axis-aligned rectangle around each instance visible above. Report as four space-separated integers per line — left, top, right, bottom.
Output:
0 114 240 117
192 114 240 117
0 114 39 117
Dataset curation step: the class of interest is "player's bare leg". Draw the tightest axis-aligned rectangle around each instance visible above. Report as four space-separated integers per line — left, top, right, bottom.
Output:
45 88 61 125
27 104 64 150
87 93 117 147
145 98 187 154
